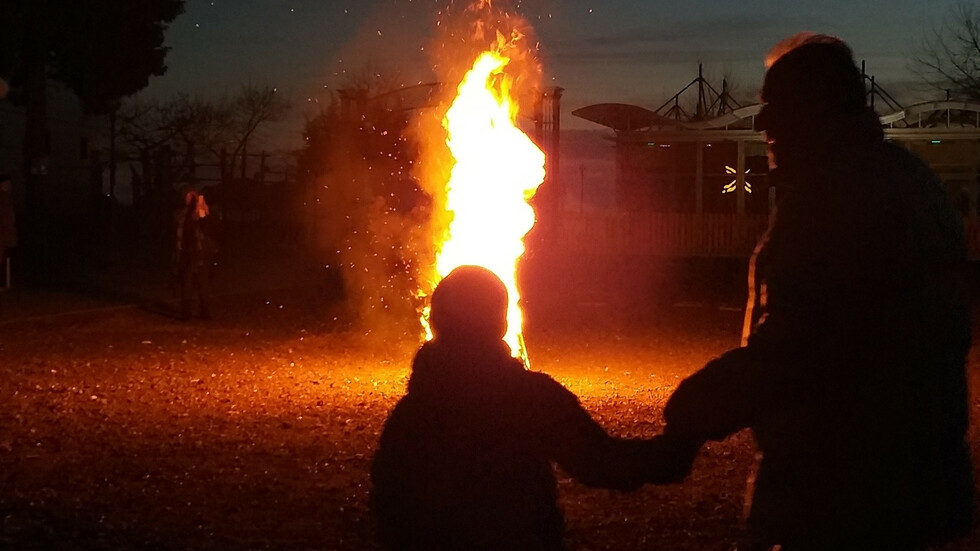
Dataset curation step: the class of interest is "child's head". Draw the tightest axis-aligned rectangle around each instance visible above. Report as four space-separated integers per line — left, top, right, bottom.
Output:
430 265 507 343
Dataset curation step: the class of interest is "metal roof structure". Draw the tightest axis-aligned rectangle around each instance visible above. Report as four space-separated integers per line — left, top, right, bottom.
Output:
569 66 980 227
575 99 980 141
573 64 980 142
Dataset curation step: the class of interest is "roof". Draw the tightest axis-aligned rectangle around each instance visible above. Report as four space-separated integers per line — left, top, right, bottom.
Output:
571 103 681 132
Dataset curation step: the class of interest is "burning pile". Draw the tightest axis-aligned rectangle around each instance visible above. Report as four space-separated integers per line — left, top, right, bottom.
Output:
417 24 545 362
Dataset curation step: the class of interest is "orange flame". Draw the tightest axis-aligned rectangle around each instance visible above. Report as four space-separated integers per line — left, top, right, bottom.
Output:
421 42 545 361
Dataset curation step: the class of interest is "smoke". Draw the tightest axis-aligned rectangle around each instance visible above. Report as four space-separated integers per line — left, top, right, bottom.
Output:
309 88 428 338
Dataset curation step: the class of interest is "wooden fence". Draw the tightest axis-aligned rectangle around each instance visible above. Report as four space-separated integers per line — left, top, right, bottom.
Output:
552 212 980 260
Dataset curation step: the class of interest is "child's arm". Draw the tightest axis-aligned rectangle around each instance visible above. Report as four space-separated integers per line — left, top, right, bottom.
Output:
530 373 696 489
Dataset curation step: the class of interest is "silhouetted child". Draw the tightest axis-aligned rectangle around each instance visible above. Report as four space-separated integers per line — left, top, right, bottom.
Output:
370 266 688 550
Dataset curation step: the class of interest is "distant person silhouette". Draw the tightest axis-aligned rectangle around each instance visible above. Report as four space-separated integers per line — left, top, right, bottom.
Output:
174 187 217 320
371 265 687 550
660 34 974 550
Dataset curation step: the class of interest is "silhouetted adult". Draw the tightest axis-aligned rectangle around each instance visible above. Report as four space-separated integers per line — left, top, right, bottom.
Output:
661 34 974 550
371 265 685 550
174 188 217 320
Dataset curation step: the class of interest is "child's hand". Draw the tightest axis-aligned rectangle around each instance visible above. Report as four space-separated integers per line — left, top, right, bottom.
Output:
642 433 701 484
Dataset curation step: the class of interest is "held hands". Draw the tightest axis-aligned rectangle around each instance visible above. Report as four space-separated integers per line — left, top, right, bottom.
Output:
642 433 702 484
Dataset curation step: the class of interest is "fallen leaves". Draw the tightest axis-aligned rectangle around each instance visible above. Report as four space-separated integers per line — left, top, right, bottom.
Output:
0 306 977 550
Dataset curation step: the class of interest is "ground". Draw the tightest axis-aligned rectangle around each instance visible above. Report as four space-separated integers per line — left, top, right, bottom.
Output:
1 286 979 550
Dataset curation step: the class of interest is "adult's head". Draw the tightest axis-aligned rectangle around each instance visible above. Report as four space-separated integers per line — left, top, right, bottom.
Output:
756 33 868 166
430 265 508 344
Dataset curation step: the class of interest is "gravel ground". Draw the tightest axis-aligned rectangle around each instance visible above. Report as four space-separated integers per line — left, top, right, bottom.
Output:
1 291 978 550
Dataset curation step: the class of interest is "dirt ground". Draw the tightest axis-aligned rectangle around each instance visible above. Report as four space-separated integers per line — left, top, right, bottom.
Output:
1 289 978 550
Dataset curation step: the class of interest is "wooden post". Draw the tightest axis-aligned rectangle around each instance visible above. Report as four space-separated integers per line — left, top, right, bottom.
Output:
550 87 563 193
163 145 173 191
189 154 197 186
736 139 746 216
108 108 117 200
695 141 705 254
736 139 747 250
695 141 704 215
533 92 543 143
970 145 978 220
219 149 227 186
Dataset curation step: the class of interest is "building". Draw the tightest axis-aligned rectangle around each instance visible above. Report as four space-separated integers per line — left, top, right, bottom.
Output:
569 67 980 259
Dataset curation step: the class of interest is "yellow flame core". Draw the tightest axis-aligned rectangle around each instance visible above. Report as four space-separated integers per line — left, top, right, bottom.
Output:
425 49 545 359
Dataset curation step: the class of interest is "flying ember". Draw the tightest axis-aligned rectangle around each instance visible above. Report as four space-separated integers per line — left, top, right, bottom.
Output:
422 40 546 362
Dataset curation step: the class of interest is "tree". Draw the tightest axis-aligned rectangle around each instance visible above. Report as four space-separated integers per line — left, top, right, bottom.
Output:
119 85 290 194
225 84 291 181
0 0 184 216
116 95 195 204
915 2 980 101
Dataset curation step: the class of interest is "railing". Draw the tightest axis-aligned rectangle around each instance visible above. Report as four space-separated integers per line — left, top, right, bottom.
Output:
554 213 769 258
553 212 980 260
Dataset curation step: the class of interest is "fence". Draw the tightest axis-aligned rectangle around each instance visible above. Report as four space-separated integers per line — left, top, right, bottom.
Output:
553 212 769 258
552 212 980 260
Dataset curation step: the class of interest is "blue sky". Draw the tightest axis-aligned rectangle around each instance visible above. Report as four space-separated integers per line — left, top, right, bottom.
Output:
144 0 966 133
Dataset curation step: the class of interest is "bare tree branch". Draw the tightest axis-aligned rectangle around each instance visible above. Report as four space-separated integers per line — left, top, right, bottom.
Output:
913 2 980 100
226 84 292 178
118 85 291 186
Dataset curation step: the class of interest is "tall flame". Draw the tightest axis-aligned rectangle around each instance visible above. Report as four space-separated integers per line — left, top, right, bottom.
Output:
422 46 545 360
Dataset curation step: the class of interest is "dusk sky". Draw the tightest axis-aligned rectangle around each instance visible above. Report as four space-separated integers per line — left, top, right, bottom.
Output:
144 0 967 136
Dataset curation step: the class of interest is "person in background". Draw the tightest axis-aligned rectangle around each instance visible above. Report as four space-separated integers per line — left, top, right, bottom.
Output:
371 265 690 550
659 33 974 550
174 187 217 320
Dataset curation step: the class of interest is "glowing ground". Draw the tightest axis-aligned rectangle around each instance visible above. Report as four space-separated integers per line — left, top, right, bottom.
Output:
1 292 977 550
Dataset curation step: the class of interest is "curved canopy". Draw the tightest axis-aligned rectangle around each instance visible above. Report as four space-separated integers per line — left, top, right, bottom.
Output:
572 103 680 131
